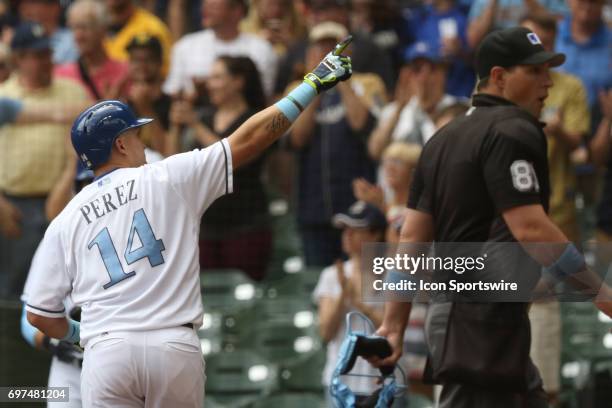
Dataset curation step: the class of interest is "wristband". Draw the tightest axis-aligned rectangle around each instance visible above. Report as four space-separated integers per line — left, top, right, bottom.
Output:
62 319 80 344
544 243 585 282
274 82 317 122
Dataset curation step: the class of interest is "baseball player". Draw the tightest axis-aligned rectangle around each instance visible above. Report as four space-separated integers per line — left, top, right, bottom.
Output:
20 163 94 408
25 38 352 407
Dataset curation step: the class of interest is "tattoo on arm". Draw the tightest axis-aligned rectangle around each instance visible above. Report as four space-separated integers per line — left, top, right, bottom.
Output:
266 112 291 135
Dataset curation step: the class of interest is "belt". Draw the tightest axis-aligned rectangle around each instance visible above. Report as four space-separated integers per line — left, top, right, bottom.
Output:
181 323 194 329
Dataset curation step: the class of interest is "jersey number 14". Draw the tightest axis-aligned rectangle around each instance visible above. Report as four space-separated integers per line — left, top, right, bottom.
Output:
88 208 166 289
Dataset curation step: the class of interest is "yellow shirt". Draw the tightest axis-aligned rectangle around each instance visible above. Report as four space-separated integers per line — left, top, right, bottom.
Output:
0 76 89 196
545 71 590 242
104 8 173 75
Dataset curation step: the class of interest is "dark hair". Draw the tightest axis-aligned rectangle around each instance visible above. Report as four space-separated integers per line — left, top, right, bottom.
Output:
216 55 266 111
432 102 470 123
476 76 490 90
519 12 558 33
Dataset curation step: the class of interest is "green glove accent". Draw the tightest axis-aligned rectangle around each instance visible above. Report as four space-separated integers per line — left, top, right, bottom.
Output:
303 36 353 93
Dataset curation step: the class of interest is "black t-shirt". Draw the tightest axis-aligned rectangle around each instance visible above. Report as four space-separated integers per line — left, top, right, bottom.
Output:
197 108 270 238
408 94 550 243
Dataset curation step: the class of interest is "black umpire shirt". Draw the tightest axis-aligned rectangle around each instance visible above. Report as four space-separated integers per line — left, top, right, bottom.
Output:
408 93 550 242
409 93 551 390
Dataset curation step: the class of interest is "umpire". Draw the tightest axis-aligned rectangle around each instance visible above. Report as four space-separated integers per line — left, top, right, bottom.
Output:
370 27 612 407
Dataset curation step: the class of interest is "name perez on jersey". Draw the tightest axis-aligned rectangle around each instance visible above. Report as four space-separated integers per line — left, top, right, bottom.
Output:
80 179 138 224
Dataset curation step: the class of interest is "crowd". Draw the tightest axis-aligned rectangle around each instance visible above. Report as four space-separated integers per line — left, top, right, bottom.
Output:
0 0 610 404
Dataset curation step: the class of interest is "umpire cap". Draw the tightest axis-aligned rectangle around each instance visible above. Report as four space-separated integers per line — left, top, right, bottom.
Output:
475 27 565 80
71 100 152 169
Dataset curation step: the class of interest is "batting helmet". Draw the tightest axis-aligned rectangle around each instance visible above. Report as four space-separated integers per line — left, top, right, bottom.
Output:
71 100 153 169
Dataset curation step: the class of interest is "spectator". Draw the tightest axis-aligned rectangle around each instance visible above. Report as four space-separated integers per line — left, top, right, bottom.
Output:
520 13 590 405
0 22 89 299
240 0 307 57
125 34 171 156
555 0 611 125
368 42 458 161
288 22 386 267
55 0 130 101
403 0 476 98
467 0 567 48
274 0 395 97
163 0 277 99
104 0 173 76
353 142 422 244
313 201 386 404
18 0 77 64
168 55 272 281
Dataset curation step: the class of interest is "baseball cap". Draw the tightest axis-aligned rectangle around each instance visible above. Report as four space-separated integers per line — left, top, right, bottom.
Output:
126 34 163 60
332 201 388 231
475 27 565 80
403 41 444 64
309 22 349 43
10 22 51 51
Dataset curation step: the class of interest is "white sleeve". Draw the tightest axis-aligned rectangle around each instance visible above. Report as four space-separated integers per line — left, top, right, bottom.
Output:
25 224 72 318
20 243 43 303
163 139 233 218
313 265 341 303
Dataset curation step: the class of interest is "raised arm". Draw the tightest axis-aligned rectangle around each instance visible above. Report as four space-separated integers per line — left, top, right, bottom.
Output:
228 37 353 169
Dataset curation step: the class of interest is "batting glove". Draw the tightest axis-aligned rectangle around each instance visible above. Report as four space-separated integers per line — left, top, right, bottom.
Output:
304 36 353 94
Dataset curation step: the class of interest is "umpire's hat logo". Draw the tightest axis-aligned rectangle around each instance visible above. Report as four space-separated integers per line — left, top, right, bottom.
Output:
526 33 541 45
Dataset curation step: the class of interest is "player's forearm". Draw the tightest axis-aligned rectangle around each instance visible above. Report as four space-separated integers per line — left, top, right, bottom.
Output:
27 313 69 340
228 106 292 169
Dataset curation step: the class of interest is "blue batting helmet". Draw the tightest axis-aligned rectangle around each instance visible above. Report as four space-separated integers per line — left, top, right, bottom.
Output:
71 100 153 169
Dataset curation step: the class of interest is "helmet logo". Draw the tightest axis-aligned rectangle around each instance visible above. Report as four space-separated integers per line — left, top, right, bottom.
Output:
80 153 93 169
